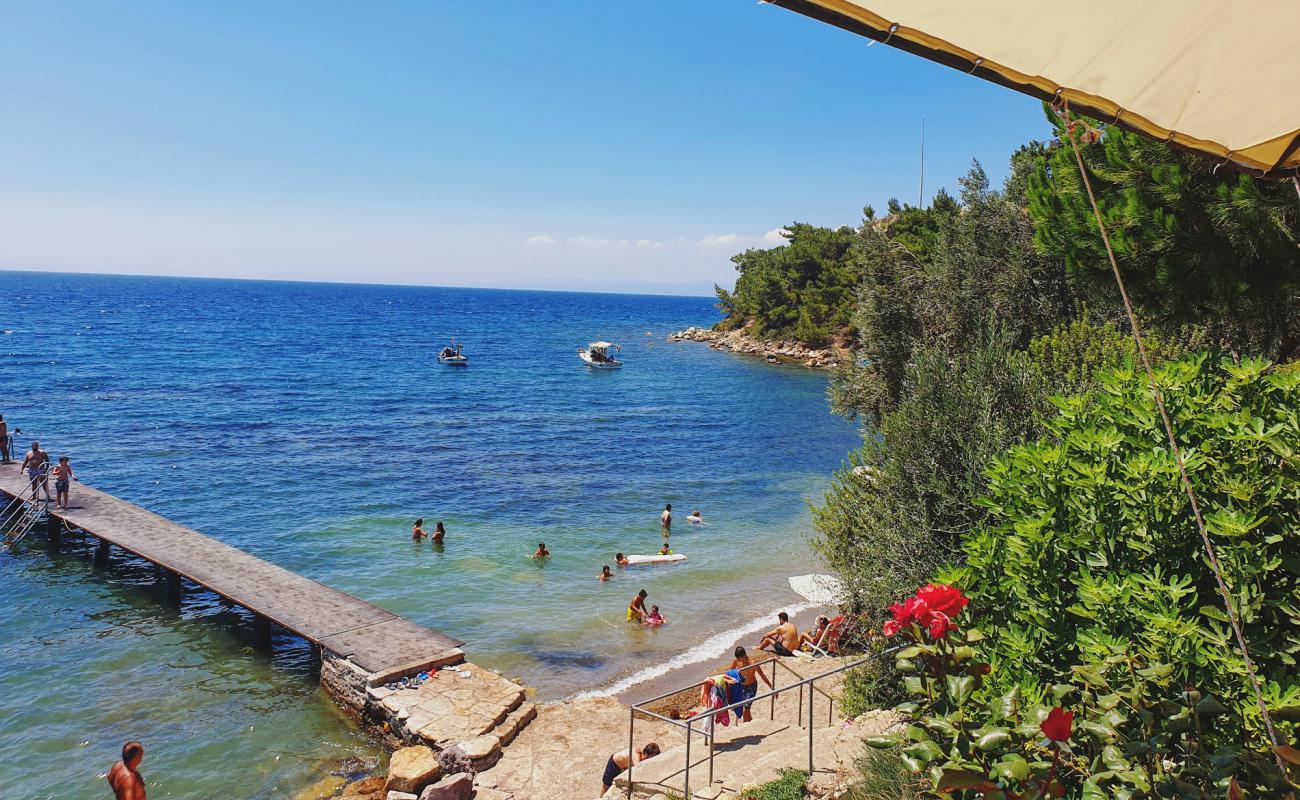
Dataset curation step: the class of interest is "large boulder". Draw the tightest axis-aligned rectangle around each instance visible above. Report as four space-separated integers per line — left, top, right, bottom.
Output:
417 773 473 800
385 745 442 794
340 776 387 800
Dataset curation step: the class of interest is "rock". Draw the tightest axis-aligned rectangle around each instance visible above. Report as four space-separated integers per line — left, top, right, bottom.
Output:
438 744 474 778
470 788 513 800
340 776 387 800
459 733 501 763
417 772 473 800
387 793 418 800
294 775 347 800
386 745 442 794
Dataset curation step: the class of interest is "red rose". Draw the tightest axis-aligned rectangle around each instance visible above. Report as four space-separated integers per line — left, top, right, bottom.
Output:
882 619 901 637
925 610 957 639
915 584 968 618
1040 707 1074 742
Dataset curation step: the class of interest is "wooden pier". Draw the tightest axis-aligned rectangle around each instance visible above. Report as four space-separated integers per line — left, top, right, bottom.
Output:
0 472 462 676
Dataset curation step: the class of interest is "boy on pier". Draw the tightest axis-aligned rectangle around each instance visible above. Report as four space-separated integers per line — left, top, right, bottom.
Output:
51 456 76 510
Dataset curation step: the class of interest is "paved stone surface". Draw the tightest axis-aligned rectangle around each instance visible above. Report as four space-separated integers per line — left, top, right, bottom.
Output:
373 662 525 747
386 745 441 794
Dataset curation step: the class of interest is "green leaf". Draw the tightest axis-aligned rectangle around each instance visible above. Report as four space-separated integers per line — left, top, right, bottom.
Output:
1136 663 1174 680
990 755 1030 781
863 735 900 749
903 739 945 763
903 676 926 696
1081 778 1107 800
946 674 976 707
923 716 957 738
1194 695 1230 717
936 767 988 791
997 687 1021 720
1049 683 1076 700
976 729 1012 751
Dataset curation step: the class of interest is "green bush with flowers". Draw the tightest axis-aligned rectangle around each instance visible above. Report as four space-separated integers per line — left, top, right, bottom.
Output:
866 355 1300 797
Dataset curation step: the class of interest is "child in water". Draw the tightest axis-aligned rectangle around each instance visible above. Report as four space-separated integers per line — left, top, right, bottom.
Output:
644 605 666 626
659 542 672 556
533 542 550 559
616 552 629 567
598 565 613 581
687 510 705 526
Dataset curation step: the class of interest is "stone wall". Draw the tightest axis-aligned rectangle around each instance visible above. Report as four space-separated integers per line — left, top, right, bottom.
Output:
320 650 374 722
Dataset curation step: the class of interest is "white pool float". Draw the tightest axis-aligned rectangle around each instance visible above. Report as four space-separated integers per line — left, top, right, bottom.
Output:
625 553 687 566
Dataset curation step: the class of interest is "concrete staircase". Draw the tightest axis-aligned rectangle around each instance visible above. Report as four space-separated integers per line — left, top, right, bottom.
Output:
615 716 866 799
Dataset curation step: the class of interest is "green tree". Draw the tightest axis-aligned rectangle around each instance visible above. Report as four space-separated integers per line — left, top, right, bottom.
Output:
1028 108 1300 358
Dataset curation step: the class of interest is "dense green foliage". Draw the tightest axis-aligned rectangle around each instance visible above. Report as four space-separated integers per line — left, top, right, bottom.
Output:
714 223 858 346
736 768 811 800
1028 112 1300 358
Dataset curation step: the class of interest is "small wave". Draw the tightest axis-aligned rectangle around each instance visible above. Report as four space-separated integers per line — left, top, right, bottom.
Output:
571 599 817 699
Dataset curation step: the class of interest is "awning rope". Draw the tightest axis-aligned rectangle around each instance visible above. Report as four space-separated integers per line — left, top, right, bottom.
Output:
1056 105 1289 783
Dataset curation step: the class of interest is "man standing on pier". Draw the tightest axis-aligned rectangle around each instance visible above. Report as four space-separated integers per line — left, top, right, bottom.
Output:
107 741 146 800
0 414 9 463
19 440 50 500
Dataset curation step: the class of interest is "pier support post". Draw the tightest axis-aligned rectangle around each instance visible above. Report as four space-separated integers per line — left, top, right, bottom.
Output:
164 570 183 605
254 615 274 651
93 538 111 568
44 518 61 551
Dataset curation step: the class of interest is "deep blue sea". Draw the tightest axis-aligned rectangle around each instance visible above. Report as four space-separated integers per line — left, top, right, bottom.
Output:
0 271 860 799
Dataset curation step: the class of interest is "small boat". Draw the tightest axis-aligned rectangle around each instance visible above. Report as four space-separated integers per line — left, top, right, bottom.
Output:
625 553 687 566
578 341 622 369
438 342 468 366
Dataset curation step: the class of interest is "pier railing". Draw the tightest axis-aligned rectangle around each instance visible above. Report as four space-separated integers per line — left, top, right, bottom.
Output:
625 647 896 798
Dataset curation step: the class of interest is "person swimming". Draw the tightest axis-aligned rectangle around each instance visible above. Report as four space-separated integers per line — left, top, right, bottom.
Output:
659 542 672 555
412 518 427 541
533 542 550 559
598 565 613 581
687 510 705 525
616 552 629 567
644 605 666 626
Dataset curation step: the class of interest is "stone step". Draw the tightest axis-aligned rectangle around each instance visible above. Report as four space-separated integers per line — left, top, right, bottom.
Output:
491 700 537 747
615 719 851 799
367 662 528 749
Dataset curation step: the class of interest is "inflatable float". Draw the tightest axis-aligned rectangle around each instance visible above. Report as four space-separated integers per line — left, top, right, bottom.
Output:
625 553 687 566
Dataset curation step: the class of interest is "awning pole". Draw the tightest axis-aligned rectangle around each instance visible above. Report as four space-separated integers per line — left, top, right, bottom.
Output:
1061 115 1288 780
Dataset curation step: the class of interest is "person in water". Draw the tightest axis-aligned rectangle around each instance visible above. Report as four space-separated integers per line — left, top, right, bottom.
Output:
687 510 704 525
627 589 648 622
729 646 772 723
107 740 147 800
432 520 446 543
600 742 660 796
615 552 629 567
598 565 613 582
659 542 671 556
644 605 665 626
50 455 76 510
412 518 427 541
660 503 672 531
533 542 550 559
757 611 801 657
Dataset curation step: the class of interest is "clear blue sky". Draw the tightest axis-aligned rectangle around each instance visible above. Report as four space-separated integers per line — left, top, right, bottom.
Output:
1 1 1048 295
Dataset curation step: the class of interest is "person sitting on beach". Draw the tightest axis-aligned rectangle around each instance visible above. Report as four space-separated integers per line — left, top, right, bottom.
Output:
50 456 76 510
107 740 146 800
598 565 613 582
644 605 666 626
757 611 800 657
600 742 661 796
432 521 446 543
615 552 629 568
532 542 550 559
412 518 427 541
627 589 648 623
800 616 831 652
729 646 773 723
687 510 704 525
659 542 671 556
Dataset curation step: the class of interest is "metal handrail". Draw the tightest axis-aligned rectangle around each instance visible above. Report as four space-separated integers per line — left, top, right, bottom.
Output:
626 647 897 798
0 466 49 529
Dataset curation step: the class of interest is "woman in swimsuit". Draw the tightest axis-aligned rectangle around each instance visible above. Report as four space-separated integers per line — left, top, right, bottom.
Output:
412 518 427 541
432 521 446 543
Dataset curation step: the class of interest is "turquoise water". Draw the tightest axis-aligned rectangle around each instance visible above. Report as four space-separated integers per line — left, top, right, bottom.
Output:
0 271 860 799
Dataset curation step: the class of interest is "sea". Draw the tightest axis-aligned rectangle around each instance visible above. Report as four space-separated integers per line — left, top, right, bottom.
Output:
0 271 861 799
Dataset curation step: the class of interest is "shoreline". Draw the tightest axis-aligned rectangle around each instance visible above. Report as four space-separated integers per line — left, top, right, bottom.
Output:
667 326 843 369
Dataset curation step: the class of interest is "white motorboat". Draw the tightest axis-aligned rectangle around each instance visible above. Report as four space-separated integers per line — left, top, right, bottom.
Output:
438 342 468 366
578 341 622 369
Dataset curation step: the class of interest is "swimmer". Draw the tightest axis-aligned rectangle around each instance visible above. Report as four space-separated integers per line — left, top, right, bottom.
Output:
659 542 671 556
412 518 427 541
687 510 705 526
627 589 648 623
644 605 666 626
616 552 629 568
433 520 446 543
533 542 550 559
598 565 613 581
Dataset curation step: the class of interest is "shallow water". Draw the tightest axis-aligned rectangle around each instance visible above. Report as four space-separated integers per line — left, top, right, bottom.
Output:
0 271 860 799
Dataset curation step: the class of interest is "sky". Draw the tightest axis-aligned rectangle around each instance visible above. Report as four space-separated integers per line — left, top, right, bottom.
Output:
0 1 1050 296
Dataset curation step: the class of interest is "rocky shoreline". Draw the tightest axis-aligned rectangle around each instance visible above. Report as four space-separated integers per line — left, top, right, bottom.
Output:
667 326 842 369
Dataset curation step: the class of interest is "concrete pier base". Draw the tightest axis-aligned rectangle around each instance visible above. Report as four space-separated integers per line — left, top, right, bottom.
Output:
254 615 274 650
163 570 183 605
93 538 111 568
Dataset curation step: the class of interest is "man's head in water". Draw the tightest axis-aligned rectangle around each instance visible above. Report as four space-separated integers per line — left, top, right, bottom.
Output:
122 741 144 768
664 503 671 511
414 518 423 527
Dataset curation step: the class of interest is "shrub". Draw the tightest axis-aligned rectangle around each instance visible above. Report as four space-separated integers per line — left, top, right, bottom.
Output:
737 768 810 800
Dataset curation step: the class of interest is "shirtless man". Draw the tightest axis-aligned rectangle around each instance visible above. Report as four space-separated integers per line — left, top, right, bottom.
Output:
627 589 649 623
107 741 146 800
615 552 629 568
757 611 800 657
729 646 773 722
19 440 50 500
660 503 672 531
0 414 9 463
600 742 660 795
598 565 613 582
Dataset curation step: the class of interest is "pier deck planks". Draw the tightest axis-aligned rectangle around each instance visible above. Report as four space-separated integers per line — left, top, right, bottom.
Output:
0 472 461 674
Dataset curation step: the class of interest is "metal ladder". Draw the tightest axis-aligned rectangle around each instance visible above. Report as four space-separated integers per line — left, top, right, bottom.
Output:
1 473 52 550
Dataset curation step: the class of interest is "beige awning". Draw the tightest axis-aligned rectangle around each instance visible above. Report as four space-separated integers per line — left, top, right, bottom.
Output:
770 0 1300 176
